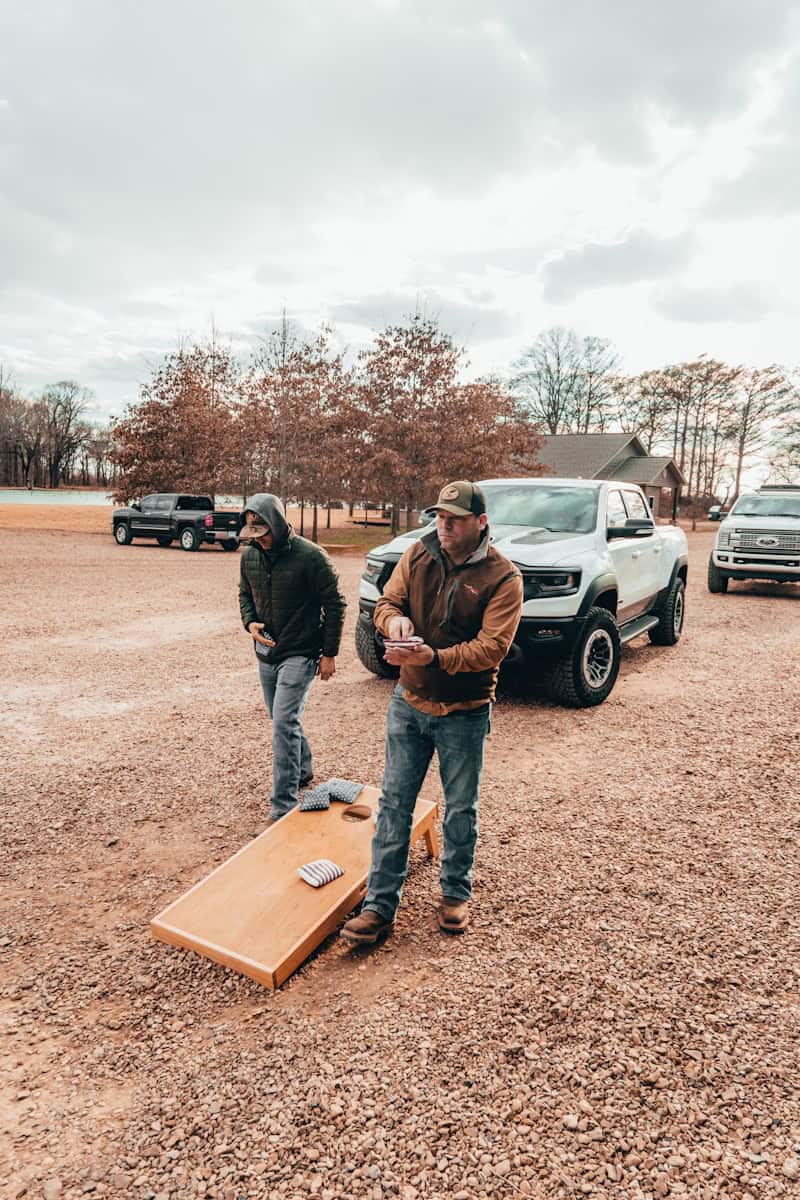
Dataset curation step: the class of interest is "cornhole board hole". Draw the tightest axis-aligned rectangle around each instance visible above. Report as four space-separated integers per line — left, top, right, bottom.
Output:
151 785 439 990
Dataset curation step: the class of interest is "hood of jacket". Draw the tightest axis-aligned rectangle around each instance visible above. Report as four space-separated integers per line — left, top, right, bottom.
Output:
242 493 291 549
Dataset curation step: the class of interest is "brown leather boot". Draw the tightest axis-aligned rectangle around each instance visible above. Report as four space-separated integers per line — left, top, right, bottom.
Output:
340 908 393 945
438 896 469 934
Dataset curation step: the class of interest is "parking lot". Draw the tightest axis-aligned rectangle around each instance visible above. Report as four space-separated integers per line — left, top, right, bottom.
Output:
2 523 799 1199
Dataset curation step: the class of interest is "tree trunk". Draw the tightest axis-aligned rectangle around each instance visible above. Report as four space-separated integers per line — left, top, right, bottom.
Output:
326 501 331 529
312 502 318 544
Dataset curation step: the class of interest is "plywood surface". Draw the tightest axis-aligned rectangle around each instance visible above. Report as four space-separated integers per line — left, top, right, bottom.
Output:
151 785 437 988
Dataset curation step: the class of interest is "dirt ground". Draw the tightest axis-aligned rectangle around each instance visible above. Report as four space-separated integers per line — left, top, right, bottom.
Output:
1 520 799 1200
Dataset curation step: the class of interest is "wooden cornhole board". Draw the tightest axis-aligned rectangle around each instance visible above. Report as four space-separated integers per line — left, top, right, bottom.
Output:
151 786 439 990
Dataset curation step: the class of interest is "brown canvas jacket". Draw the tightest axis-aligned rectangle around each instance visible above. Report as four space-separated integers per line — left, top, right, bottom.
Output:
374 528 523 713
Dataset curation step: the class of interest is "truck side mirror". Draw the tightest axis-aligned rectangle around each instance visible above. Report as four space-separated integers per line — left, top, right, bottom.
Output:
607 518 654 539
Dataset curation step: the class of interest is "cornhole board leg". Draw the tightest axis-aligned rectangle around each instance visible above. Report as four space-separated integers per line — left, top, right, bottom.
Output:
151 785 438 990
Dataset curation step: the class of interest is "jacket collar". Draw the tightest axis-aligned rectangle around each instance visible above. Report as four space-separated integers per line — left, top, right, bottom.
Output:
421 526 490 570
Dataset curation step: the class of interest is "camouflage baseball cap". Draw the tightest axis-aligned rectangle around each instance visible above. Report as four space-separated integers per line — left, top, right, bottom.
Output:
434 480 487 517
239 512 271 540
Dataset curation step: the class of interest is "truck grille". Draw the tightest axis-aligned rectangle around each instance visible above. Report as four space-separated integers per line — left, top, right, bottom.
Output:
733 529 800 553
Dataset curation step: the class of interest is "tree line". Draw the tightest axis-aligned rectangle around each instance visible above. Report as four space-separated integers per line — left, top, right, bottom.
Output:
511 326 798 506
2 317 798 526
108 315 543 536
0 371 117 490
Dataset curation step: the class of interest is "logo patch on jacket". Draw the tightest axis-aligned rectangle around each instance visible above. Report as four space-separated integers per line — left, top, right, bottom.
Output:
463 583 479 596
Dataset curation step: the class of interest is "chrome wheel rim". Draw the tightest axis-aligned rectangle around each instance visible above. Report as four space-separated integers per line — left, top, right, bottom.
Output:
181 531 193 549
674 589 684 633
582 629 614 689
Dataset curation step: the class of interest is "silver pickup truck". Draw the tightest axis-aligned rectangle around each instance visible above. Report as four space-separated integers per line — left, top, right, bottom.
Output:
356 476 688 707
708 485 800 591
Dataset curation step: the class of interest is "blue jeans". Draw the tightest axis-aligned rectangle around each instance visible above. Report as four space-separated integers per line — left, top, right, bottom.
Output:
257 655 317 819
364 688 491 921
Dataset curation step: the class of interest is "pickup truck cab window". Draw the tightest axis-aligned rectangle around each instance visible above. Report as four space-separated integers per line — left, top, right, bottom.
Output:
141 494 159 509
176 495 213 511
623 490 651 521
607 490 628 528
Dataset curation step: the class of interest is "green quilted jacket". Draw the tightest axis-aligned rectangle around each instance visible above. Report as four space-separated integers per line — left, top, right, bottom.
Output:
238 494 346 665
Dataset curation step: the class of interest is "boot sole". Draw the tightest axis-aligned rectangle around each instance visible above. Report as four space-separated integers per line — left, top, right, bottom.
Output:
437 916 468 935
340 924 393 946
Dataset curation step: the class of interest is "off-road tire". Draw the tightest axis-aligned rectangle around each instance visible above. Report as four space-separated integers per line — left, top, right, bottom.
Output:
114 523 133 545
355 612 400 679
544 607 621 708
221 539 239 551
157 536 173 547
179 526 199 552
707 557 729 593
648 576 686 645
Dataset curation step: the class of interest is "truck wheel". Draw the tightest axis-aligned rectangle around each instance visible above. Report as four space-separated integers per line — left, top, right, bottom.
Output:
157 536 173 547
114 523 133 545
545 607 621 707
355 612 400 679
648 576 685 645
221 539 239 551
707 558 729 593
179 527 199 552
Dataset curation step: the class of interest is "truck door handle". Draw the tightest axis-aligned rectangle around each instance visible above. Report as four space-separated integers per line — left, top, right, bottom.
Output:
631 550 641 559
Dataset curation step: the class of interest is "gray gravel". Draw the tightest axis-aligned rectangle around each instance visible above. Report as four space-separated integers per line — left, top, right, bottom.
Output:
1 528 799 1199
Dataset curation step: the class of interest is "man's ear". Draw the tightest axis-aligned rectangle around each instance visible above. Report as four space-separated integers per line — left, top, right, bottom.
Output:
478 513 489 530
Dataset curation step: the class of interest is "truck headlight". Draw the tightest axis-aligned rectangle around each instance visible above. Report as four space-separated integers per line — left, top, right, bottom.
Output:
521 570 581 601
717 530 732 548
362 557 384 587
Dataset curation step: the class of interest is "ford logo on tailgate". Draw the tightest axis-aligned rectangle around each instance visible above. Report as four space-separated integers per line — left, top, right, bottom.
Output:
756 536 779 547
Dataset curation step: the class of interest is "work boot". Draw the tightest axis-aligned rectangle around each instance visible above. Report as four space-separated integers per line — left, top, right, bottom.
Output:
340 908 393 945
299 772 314 788
438 896 469 934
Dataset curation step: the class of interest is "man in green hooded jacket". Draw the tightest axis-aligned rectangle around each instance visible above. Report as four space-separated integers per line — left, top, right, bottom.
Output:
238 494 346 822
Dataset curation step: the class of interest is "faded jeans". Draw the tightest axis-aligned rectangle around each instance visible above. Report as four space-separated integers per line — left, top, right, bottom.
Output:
364 687 491 921
258 655 317 819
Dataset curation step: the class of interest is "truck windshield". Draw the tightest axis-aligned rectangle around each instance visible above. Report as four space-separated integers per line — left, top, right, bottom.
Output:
730 495 800 518
482 484 598 533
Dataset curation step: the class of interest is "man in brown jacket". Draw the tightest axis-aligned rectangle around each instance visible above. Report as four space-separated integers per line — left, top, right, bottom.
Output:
342 480 523 945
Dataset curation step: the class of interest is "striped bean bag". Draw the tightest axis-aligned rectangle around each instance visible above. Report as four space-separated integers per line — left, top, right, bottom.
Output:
298 860 345 888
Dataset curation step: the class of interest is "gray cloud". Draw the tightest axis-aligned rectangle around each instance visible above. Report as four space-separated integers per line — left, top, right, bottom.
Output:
652 283 772 324
712 142 800 218
329 292 518 343
542 231 695 302
706 52 800 218
0 0 797 395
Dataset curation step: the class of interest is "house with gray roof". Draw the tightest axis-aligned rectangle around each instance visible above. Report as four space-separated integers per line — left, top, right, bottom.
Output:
537 433 684 519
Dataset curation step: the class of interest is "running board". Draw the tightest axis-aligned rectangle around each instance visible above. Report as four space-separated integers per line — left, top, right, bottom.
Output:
619 614 659 644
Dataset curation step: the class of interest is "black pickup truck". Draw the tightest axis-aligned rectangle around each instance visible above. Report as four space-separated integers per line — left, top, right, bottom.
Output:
112 493 241 551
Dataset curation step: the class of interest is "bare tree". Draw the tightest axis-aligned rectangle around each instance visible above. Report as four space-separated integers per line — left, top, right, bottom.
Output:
729 366 796 499
42 381 92 488
576 336 620 433
510 327 582 434
613 371 672 452
511 327 619 434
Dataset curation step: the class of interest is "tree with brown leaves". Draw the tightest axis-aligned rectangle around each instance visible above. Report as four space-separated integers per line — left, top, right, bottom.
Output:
111 334 238 502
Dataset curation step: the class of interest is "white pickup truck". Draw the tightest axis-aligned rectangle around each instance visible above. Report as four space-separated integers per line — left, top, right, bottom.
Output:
356 477 688 707
708 485 800 592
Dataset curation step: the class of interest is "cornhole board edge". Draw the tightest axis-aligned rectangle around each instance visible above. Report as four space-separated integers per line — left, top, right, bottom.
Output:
150 790 438 990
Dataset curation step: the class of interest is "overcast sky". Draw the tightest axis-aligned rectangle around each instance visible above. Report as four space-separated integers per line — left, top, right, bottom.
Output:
2 0 799 422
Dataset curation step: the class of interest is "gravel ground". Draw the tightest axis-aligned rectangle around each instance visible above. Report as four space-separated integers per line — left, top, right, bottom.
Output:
1 527 799 1200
